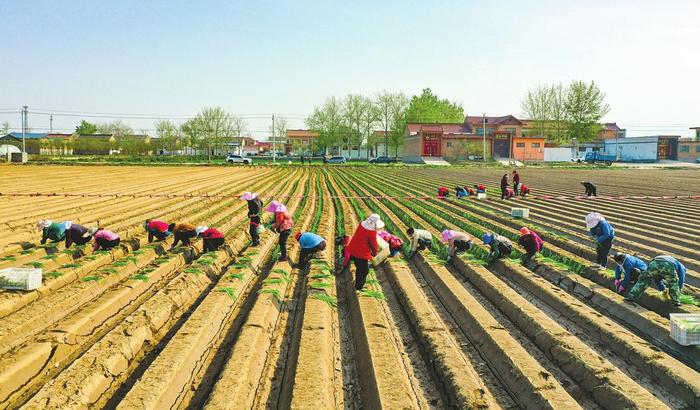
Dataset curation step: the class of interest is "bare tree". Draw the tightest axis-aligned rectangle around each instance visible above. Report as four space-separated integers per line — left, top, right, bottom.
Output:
198 107 234 161
271 116 288 155
360 98 380 158
521 85 552 139
155 120 179 155
1 121 10 135
343 94 366 159
375 91 407 156
96 120 133 138
231 116 248 138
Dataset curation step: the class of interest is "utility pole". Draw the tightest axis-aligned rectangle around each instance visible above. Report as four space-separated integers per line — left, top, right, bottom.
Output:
482 113 487 161
22 105 28 153
50 114 53 134
271 114 276 164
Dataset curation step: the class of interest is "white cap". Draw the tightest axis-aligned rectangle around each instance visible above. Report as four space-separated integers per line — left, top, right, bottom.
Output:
195 226 208 235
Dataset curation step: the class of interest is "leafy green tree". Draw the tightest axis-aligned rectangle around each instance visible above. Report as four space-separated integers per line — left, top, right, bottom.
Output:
156 120 180 154
375 91 408 156
96 120 133 138
306 96 344 155
388 95 410 158
405 88 464 124
75 120 97 135
564 80 610 142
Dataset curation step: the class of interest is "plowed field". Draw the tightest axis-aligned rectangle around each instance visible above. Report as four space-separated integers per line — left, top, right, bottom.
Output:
0 165 698 409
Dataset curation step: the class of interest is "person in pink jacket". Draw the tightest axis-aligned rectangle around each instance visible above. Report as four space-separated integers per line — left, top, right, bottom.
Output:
90 227 121 251
266 201 294 262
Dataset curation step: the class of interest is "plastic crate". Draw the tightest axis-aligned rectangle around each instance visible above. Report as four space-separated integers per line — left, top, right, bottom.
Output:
0 268 43 291
670 313 700 346
511 207 530 218
476 193 487 200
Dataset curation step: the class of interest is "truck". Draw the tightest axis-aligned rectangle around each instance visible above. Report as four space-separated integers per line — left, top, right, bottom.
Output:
584 152 616 165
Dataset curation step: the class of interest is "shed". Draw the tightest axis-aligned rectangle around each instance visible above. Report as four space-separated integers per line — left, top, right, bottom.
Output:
603 135 679 162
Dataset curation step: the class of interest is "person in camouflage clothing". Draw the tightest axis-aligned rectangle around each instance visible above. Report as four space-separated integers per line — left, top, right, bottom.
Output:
626 255 686 307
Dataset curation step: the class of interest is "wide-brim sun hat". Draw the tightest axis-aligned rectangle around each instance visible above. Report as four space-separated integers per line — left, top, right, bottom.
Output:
36 219 52 231
240 192 258 201
265 201 280 212
195 226 208 235
441 229 457 242
482 233 494 244
361 213 385 230
585 212 605 229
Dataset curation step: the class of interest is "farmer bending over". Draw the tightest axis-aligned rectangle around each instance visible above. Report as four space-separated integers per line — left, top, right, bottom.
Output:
437 186 449 199
64 222 93 248
377 230 403 257
612 253 648 293
169 222 197 249
441 229 472 261
483 232 513 263
407 227 432 258
626 255 686 307
455 186 468 199
91 227 121 251
267 201 294 262
296 232 326 269
346 214 384 291
518 227 543 264
581 181 597 197
145 219 171 243
520 184 530 196
197 226 225 252
37 220 68 245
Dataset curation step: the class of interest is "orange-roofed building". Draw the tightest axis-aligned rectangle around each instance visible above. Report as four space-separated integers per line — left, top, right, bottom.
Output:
286 129 319 155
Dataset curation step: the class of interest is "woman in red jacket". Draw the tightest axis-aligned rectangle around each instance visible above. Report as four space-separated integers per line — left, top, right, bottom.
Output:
196 226 225 252
267 201 294 262
346 214 384 291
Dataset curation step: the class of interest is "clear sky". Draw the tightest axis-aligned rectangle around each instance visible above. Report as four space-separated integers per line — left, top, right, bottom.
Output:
1 0 698 138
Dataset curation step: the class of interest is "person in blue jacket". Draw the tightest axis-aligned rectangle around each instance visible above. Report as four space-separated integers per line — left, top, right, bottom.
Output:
626 255 686 307
612 253 648 293
455 186 468 199
585 212 615 267
295 232 326 268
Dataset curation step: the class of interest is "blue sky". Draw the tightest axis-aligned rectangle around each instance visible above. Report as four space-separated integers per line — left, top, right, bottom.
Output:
1 0 698 138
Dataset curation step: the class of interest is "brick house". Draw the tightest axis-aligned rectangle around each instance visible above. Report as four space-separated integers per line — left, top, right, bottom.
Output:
286 129 319 155
465 115 524 159
678 127 700 162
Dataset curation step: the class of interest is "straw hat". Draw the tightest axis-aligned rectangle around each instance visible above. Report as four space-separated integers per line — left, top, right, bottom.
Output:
36 220 52 231
361 214 385 230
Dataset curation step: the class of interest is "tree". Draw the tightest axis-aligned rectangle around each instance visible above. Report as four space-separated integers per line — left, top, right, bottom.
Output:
306 96 344 155
231 116 248 138
520 85 552 140
96 120 133 138
180 117 205 155
198 107 234 161
550 83 569 142
156 120 179 154
1 121 10 135
270 116 288 156
388 95 410 158
342 94 366 159
360 99 380 158
75 120 97 135
564 80 610 142
375 91 407 156
405 88 464 124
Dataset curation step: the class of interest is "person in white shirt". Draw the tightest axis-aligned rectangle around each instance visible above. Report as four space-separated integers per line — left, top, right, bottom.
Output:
406 227 432 257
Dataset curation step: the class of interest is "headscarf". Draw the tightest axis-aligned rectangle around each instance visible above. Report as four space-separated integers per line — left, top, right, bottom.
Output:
63 221 72 230
482 233 494 245
195 226 208 235
360 213 385 230
520 227 531 236
240 192 258 201
37 219 52 231
441 229 459 242
85 227 98 238
585 212 605 229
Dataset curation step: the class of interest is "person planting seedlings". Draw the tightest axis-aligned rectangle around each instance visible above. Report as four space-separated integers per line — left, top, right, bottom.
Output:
406 227 433 258
474 184 486 194
144 219 171 243
168 222 197 249
585 212 615 267
196 226 225 252
482 232 513 263
500 174 509 200
441 229 472 261
612 252 648 293
266 201 294 262
437 186 449 199
64 222 92 248
37 219 68 245
504 187 516 200
520 184 530 196
241 191 264 246
377 230 403 257
295 232 326 269
512 170 521 196
518 227 543 264
90 227 121 251
455 186 468 199
626 255 686 307
346 214 384 291
466 186 476 196
581 181 597 197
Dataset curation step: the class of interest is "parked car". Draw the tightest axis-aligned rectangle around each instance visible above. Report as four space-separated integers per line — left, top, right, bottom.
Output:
226 154 252 164
368 156 397 164
571 155 585 163
327 156 347 164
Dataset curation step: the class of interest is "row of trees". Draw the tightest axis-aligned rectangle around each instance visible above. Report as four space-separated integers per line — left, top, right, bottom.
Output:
306 88 464 158
520 80 610 143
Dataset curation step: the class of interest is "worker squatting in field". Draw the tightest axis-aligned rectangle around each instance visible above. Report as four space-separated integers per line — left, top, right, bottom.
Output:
613 253 687 307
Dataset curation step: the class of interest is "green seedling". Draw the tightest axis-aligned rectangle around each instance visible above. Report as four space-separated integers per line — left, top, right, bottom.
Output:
360 289 386 301
258 287 283 302
131 273 149 282
28 261 44 268
366 279 380 286
142 267 156 273
125 256 138 264
310 281 332 290
228 272 245 280
113 260 129 267
46 271 64 279
215 287 237 300
1 256 17 261
20 249 35 255
82 275 102 282
101 268 118 274
231 263 248 269
133 250 146 255
272 268 290 275
84 255 98 261
238 256 252 263
196 258 214 266
311 293 338 310
679 294 700 306
61 263 82 268
184 267 203 274
311 273 333 280
61 249 75 255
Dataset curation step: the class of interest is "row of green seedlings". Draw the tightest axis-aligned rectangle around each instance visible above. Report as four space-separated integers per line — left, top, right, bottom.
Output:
361 171 700 306
256 175 309 303
306 172 338 310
